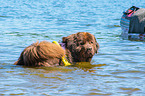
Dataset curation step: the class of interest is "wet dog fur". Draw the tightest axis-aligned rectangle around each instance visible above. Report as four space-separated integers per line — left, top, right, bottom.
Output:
14 32 99 67
62 32 99 62
14 41 65 67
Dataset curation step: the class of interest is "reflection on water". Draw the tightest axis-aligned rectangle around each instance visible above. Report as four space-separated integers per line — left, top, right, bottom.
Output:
119 87 140 94
0 0 145 95
74 62 106 72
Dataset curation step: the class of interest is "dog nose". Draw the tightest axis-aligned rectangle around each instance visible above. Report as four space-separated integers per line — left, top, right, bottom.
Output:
87 47 92 51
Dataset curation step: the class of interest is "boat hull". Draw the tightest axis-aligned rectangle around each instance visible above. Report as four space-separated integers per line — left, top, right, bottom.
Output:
120 6 145 41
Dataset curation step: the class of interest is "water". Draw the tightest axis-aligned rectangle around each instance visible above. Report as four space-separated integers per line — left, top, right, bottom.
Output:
0 0 145 95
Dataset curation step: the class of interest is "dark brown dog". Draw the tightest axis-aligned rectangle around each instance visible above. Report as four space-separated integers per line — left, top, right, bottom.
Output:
14 41 65 67
14 32 99 67
62 32 99 62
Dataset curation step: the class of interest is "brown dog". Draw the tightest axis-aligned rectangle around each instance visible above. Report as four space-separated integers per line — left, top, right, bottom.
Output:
14 41 65 67
62 32 99 62
14 32 99 67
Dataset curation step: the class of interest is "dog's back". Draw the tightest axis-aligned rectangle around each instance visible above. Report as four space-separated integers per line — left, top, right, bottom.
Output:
14 41 65 67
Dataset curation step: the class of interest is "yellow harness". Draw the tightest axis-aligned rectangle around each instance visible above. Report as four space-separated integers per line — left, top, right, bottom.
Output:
52 41 71 66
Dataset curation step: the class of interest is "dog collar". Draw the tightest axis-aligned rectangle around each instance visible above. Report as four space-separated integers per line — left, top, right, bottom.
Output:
52 41 71 66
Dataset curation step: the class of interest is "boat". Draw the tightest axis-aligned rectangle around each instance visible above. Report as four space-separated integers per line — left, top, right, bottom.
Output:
120 6 145 41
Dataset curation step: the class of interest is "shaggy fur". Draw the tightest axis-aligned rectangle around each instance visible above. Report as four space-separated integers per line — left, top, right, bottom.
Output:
14 32 99 67
62 32 99 62
14 41 65 67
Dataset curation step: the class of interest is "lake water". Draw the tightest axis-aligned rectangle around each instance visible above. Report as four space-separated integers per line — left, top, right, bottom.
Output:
0 0 145 95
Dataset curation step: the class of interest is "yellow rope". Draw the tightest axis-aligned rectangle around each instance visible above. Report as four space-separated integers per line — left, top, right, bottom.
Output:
52 41 71 66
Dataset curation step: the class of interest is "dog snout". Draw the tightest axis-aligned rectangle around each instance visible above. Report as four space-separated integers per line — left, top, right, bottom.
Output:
87 47 92 51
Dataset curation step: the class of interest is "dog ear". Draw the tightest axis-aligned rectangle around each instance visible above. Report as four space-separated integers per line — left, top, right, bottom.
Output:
62 37 68 48
62 37 67 43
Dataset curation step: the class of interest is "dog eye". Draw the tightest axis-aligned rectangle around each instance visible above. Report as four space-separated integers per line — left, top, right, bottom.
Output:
80 42 84 45
91 41 93 44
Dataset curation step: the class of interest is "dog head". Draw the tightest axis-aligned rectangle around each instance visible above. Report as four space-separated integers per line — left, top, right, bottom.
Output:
62 32 99 62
